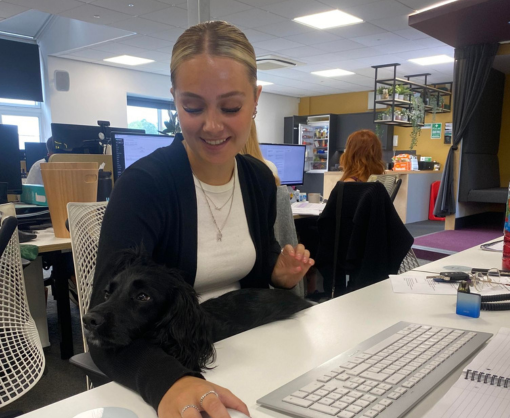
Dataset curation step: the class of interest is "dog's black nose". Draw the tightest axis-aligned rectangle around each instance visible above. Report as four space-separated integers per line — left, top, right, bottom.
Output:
83 312 105 330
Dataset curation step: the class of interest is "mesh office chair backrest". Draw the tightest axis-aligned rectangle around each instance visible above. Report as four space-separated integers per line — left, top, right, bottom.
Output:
0 204 45 407
367 174 400 198
67 202 107 352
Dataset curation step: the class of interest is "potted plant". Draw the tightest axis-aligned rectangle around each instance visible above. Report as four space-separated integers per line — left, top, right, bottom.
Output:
376 86 385 101
408 96 425 149
400 110 408 122
395 85 406 100
160 110 181 135
401 87 412 101
394 109 402 121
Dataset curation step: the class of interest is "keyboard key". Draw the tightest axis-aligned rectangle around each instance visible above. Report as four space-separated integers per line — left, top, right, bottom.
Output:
387 392 401 400
357 385 372 392
344 382 359 389
360 371 391 382
317 376 332 383
349 391 363 399
317 398 334 406
315 389 329 397
361 394 377 403
291 391 308 398
326 393 342 401
372 404 386 412
370 388 386 396
322 384 338 392
395 387 407 394
350 357 366 365
332 368 345 374
354 400 370 408
334 388 351 396
341 362 358 369
338 411 355 418
357 353 372 360
363 410 379 417
283 396 313 407
300 382 324 393
305 394 321 402
347 363 372 376
378 384 392 391
364 334 403 355
351 378 366 384
346 405 363 414
309 403 340 416
335 374 350 381
365 380 379 387
379 399 393 407
385 373 406 384
341 396 356 404
402 380 416 388
332 401 348 410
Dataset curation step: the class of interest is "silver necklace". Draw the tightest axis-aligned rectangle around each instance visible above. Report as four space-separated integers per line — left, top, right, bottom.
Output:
195 172 236 242
203 189 233 211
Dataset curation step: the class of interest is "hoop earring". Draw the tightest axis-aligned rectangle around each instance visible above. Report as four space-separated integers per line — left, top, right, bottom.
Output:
252 108 258 119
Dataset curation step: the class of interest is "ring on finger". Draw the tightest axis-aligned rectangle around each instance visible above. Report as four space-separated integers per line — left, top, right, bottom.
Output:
199 390 219 408
181 404 200 417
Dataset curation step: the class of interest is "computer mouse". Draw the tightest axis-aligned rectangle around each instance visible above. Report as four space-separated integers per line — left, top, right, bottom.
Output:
202 408 251 418
73 407 139 418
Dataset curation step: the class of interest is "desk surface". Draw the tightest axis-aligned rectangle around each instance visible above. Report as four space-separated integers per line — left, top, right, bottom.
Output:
31 228 72 253
23 240 507 418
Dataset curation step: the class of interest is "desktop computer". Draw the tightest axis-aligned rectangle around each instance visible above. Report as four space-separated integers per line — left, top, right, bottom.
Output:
0 124 22 195
111 132 175 181
25 142 49 171
260 143 306 186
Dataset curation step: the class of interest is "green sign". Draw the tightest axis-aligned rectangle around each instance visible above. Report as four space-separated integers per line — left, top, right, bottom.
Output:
431 123 442 139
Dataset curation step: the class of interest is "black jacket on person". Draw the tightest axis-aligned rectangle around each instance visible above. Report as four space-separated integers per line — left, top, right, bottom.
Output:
90 134 281 410
316 181 413 297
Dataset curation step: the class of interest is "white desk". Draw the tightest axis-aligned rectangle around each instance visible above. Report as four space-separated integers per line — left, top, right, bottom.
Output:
23 241 508 418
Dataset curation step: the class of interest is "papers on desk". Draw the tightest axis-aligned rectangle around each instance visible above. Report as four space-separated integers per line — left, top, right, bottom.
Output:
423 327 510 418
480 240 504 252
390 271 510 296
291 202 326 216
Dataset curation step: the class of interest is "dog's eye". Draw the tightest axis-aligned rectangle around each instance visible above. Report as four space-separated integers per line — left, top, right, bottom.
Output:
104 291 110 300
136 293 151 302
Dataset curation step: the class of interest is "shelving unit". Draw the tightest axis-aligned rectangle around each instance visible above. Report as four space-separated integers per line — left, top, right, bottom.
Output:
371 63 452 127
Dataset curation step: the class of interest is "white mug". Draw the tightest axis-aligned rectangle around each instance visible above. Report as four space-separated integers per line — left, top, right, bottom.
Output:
308 193 323 204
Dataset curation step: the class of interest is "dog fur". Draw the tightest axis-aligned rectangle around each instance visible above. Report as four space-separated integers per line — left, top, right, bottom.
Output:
84 250 311 372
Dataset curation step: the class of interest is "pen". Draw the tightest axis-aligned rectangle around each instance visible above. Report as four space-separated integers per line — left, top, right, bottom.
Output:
471 268 510 277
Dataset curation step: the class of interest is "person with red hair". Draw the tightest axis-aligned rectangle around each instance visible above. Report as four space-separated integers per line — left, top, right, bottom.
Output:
340 130 385 182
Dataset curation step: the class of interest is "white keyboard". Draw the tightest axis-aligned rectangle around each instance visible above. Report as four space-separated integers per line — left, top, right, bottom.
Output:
258 322 492 418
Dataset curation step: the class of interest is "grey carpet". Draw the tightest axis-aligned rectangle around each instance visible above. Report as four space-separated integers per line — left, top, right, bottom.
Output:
2 289 87 415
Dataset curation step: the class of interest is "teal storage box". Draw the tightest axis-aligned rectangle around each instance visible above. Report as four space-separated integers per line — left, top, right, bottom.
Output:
21 184 48 206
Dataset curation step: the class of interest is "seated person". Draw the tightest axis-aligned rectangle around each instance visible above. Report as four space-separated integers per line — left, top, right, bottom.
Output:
26 137 55 185
340 130 385 182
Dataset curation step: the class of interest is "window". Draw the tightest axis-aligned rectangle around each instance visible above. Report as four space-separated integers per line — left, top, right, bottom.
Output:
126 96 176 135
0 98 42 149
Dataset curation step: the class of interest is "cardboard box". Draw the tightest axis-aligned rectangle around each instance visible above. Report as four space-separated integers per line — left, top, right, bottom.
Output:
393 162 412 171
21 184 48 206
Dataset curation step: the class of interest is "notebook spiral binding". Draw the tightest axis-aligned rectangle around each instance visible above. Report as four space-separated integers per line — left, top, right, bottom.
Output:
465 370 510 388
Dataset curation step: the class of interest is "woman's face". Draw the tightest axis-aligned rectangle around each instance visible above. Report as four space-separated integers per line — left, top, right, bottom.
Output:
171 54 261 167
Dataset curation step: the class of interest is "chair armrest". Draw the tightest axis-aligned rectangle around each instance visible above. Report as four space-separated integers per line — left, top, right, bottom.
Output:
69 352 109 380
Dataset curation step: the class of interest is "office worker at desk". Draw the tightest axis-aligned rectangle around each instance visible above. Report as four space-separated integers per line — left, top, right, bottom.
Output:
91 21 315 418
340 130 385 183
26 137 55 185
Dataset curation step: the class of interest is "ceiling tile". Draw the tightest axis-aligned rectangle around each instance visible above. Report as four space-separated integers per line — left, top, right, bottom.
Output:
0 2 29 19
314 38 365 52
90 0 170 16
108 17 177 34
236 0 286 7
58 4 133 24
242 28 277 43
352 32 407 47
320 0 388 8
141 6 188 28
69 48 117 61
343 0 414 22
393 28 429 40
326 22 388 39
277 45 329 59
5 0 83 14
370 15 410 31
253 47 273 56
260 0 332 19
92 41 171 61
284 30 342 46
118 34 175 50
252 38 303 52
397 0 440 10
150 26 185 41
223 8 286 29
256 20 313 37
211 0 252 18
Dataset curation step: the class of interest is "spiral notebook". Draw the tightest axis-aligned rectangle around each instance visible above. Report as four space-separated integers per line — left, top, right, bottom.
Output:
424 327 510 418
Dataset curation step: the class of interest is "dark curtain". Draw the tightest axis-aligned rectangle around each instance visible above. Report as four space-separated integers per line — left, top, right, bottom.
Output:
433 43 499 217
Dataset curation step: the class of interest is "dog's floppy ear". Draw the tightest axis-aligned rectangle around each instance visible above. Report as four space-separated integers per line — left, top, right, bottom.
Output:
154 270 215 372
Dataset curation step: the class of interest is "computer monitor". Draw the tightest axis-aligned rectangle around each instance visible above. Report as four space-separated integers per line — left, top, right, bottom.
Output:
51 123 145 154
0 124 22 194
111 132 175 181
394 150 417 156
25 142 48 171
259 143 306 186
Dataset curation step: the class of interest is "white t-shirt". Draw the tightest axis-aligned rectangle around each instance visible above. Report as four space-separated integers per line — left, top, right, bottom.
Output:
26 158 45 185
193 162 256 302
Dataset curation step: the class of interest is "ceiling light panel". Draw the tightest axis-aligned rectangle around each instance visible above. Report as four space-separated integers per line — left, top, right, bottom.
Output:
311 69 355 77
409 54 454 65
294 10 363 30
104 55 154 65
257 80 274 86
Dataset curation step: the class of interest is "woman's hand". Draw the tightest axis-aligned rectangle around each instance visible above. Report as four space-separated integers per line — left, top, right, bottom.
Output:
271 244 315 289
158 376 249 418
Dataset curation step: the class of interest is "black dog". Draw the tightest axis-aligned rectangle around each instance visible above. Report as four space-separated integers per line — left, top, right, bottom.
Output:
83 250 311 372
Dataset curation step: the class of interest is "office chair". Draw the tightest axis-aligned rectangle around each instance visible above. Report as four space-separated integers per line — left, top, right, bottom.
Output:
367 174 400 201
0 206 45 415
315 182 414 299
390 178 403 202
66 202 109 389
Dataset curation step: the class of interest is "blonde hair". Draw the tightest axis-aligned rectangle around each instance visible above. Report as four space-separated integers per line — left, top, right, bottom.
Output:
340 130 385 182
240 124 281 186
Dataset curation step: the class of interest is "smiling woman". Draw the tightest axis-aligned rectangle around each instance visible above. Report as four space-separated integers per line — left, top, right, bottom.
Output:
90 21 315 418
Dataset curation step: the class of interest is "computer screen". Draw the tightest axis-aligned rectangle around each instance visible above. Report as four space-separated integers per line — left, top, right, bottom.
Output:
259 143 306 186
112 133 175 181
25 142 48 171
0 124 22 194
51 123 145 154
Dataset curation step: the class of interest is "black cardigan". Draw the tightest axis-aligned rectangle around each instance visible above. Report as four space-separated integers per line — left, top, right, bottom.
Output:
90 134 281 410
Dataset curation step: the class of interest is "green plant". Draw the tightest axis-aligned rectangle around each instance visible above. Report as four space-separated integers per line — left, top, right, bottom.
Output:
408 96 425 149
429 95 445 121
377 86 385 95
395 85 406 95
160 110 181 135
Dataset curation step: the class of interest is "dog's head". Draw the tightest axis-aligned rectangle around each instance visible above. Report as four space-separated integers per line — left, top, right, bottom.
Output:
83 249 215 371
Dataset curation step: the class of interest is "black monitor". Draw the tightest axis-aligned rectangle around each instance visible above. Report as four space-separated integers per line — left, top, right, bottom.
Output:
259 143 306 186
394 150 417 156
0 124 22 194
112 132 175 181
25 142 48 171
51 123 145 154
